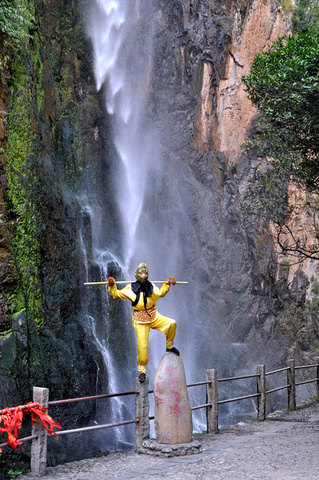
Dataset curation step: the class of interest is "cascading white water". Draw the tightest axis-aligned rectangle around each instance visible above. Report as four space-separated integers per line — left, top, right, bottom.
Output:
88 0 156 269
86 0 260 441
81 0 279 451
85 0 210 437
79 205 135 450
76 2 157 451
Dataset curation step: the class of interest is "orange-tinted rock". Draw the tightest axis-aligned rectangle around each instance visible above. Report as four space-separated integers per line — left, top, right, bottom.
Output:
154 353 192 444
191 0 290 163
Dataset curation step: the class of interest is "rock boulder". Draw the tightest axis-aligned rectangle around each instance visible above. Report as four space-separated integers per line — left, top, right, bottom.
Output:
154 353 192 444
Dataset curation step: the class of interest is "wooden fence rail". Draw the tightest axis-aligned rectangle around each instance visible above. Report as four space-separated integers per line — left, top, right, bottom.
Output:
1 358 318 476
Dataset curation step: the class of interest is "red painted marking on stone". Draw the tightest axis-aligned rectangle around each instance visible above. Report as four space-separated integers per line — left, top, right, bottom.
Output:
166 366 178 377
155 396 167 406
155 382 165 394
168 378 180 390
169 391 180 403
169 403 181 415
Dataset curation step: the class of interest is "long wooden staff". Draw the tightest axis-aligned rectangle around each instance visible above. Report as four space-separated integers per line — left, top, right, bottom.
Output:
84 281 188 286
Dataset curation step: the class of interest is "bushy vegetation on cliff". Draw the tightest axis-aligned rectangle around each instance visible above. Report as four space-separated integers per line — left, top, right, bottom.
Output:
242 3 319 362
242 26 319 192
291 0 319 33
0 0 33 74
0 0 32 42
0 0 45 327
242 3 319 261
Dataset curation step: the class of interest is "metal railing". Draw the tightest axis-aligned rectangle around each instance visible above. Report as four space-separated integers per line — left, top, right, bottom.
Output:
48 389 139 436
0 358 318 475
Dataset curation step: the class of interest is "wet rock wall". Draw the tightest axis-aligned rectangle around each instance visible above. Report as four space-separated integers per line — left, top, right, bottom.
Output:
0 0 318 473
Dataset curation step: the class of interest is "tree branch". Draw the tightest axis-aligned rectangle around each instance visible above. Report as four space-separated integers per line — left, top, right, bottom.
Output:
275 222 319 261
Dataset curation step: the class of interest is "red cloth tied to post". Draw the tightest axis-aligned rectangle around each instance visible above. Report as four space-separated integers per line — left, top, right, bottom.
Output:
26 402 61 438
0 402 61 452
0 406 23 450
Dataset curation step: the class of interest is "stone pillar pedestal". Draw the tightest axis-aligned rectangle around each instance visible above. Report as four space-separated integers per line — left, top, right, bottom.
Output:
141 438 202 457
135 376 150 451
137 353 201 457
154 353 192 444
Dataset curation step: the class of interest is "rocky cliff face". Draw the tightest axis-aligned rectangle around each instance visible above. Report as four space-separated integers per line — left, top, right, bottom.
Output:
0 0 118 471
212 0 290 162
0 0 318 472
0 33 18 332
145 0 317 368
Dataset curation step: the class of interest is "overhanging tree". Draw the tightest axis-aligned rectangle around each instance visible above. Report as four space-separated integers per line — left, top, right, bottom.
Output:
242 27 319 191
242 26 319 262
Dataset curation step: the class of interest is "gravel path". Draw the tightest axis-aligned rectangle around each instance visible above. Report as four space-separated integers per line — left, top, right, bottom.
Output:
20 400 319 480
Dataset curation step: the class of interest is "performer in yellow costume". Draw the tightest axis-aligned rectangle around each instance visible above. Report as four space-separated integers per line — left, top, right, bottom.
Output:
107 263 179 382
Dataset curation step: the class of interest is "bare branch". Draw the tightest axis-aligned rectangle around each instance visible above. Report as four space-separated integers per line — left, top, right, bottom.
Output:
275 222 319 261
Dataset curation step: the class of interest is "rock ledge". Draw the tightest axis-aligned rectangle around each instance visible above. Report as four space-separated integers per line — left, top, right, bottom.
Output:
137 438 202 457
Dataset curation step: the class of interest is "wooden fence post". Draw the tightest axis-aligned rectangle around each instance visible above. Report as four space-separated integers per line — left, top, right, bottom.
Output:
135 376 149 451
256 365 266 420
31 387 49 476
287 358 296 410
206 369 218 434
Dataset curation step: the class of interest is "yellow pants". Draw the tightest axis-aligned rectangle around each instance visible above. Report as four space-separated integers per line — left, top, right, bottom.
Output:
133 312 177 374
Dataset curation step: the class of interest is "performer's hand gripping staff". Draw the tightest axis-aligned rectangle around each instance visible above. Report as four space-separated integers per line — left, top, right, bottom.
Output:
86 263 187 383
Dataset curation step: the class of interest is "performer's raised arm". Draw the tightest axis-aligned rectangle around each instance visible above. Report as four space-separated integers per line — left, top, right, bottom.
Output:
152 276 176 299
107 277 135 301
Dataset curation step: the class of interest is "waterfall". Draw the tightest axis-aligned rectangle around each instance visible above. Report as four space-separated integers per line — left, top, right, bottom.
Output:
87 0 156 269
84 0 211 440
83 0 242 447
79 205 135 450
77 0 159 451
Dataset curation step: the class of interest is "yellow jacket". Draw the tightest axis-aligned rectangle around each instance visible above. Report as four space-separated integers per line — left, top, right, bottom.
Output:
108 282 170 311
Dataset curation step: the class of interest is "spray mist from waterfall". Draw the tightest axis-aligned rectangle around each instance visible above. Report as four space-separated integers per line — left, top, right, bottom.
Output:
88 0 157 269
83 0 245 445
84 0 213 437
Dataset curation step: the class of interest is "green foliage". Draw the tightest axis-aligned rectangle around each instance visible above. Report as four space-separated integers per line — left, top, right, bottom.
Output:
0 0 34 75
242 27 319 192
281 0 294 14
3 0 85 330
280 257 291 270
5 5 44 328
312 279 319 294
8 470 23 479
278 296 319 350
292 0 319 33
6 95 44 326
0 0 33 44
242 24 319 262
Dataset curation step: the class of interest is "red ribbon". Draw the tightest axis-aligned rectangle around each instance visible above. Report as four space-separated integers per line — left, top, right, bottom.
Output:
0 402 61 452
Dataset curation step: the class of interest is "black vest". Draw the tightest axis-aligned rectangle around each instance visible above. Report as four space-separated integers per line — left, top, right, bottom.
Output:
131 280 153 310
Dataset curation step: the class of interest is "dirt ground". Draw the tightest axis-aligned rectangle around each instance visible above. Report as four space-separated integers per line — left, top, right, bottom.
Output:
20 400 319 480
